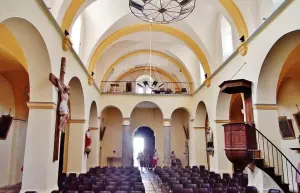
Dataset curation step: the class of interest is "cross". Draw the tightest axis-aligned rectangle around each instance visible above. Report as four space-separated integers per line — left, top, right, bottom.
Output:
49 57 67 161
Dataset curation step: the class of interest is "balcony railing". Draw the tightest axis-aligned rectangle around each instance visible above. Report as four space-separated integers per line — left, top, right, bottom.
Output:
101 81 193 95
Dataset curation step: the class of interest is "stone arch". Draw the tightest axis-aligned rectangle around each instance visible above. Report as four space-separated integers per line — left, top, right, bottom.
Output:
100 105 123 166
194 101 210 168
129 101 164 119
256 30 300 104
100 105 123 118
87 101 99 169
68 76 85 119
88 101 98 128
171 107 191 167
195 101 208 128
1 17 54 102
130 101 163 166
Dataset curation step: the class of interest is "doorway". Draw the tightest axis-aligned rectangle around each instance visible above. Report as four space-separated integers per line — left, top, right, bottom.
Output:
132 127 155 167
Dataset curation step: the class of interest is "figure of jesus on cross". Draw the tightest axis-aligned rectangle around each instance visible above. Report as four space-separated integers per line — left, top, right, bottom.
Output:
56 79 70 132
49 57 71 161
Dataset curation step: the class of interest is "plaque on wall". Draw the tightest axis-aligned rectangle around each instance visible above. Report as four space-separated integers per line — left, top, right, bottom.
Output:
278 116 295 140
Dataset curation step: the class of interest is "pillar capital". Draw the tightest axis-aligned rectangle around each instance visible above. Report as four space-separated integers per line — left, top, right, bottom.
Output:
163 118 172 127
89 126 99 130
122 118 130 126
214 120 230 124
69 119 86 124
253 104 279 110
27 101 56 110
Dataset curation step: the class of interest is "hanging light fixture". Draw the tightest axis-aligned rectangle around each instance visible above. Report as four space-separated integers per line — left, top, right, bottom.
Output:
129 0 196 24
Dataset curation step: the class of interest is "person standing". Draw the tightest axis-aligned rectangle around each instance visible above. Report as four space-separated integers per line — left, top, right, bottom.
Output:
170 151 176 167
152 149 158 169
137 151 145 172
144 151 150 170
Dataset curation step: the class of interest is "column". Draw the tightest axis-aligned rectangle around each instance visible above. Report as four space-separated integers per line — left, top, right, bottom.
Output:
88 127 100 168
214 120 233 174
122 118 132 167
9 119 27 185
67 119 87 173
189 119 196 166
164 119 171 166
21 102 58 193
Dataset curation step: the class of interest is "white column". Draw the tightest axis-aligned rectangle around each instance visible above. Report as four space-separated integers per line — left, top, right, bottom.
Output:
9 119 27 185
214 120 233 174
194 126 208 168
164 119 171 166
67 119 87 173
88 127 99 168
189 119 196 166
122 118 132 167
21 102 58 193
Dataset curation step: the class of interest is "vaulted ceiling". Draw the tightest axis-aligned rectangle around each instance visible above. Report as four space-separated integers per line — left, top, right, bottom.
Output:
43 0 284 90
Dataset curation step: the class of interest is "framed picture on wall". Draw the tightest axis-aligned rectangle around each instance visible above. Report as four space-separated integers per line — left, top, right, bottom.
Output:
293 113 300 132
278 116 296 140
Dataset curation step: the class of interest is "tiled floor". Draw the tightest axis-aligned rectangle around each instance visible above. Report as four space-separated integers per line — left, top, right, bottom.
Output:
141 169 162 193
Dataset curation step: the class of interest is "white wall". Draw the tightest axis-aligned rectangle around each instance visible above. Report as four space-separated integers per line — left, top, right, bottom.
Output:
130 108 164 166
0 74 15 187
277 79 300 167
100 108 123 166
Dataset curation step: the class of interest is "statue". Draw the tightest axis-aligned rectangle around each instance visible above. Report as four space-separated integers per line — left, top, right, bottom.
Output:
85 128 92 157
206 127 214 156
57 79 70 132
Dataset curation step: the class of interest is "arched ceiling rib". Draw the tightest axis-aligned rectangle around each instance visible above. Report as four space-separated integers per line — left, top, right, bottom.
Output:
94 40 199 88
60 0 248 39
87 23 211 77
101 49 193 85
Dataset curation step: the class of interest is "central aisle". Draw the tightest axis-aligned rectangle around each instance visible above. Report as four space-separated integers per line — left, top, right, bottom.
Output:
141 170 162 193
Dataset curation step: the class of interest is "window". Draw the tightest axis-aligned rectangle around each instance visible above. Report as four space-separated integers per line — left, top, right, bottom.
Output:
71 15 82 54
221 16 233 61
136 75 153 94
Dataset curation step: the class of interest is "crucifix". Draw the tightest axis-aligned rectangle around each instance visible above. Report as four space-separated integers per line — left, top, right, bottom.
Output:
49 57 71 161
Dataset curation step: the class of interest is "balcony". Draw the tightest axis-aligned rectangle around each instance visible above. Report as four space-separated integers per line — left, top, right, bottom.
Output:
101 81 193 95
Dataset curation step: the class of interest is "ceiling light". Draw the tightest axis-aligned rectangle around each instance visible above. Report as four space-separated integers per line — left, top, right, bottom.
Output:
129 0 196 24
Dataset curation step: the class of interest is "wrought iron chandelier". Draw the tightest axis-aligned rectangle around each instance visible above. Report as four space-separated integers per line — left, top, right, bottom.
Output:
129 0 196 24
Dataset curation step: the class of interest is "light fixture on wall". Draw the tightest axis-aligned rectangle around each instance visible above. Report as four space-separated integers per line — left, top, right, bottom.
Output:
129 0 196 24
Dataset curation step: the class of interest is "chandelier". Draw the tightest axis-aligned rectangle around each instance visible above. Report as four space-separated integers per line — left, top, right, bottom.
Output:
129 0 196 24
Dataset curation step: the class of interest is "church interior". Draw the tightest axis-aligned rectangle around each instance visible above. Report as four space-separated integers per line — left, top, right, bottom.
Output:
1 0 300 192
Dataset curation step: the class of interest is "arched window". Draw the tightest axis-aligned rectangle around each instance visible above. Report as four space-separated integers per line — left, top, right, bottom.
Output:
221 16 233 61
136 75 153 94
71 15 82 54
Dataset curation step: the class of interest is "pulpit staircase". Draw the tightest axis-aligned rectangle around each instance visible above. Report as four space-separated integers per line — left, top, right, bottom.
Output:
251 128 300 193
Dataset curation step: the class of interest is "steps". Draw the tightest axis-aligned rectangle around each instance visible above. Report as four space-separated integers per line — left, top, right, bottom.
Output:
253 158 290 192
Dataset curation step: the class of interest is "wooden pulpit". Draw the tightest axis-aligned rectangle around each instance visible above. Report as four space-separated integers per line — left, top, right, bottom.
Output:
219 79 257 171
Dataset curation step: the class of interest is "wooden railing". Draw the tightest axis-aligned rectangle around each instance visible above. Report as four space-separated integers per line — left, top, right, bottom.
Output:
101 81 193 95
